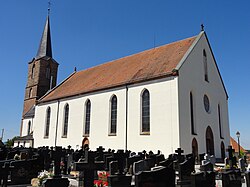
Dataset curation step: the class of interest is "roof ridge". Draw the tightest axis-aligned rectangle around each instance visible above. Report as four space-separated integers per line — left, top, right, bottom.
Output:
77 35 198 74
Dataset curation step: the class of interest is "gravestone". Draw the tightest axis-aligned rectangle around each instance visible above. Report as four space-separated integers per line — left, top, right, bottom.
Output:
10 158 43 185
177 156 195 186
222 170 241 187
135 166 175 187
133 160 145 175
109 161 118 175
245 170 250 187
191 171 215 187
44 146 69 187
108 150 132 187
200 162 214 172
73 150 105 187
1 162 14 187
239 158 246 172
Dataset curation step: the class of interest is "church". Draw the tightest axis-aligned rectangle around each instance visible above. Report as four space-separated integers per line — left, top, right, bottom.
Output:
15 14 230 159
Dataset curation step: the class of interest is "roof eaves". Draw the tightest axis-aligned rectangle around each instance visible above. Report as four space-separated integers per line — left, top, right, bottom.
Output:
39 71 176 103
203 32 229 99
38 71 77 103
174 31 204 71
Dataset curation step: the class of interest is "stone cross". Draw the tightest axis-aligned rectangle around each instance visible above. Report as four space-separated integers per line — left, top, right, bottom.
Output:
73 150 105 187
114 150 127 175
50 146 63 178
175 148 184 162
226 146 234 169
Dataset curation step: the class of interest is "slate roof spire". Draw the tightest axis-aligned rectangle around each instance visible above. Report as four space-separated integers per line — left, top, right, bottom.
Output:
36 15 52 59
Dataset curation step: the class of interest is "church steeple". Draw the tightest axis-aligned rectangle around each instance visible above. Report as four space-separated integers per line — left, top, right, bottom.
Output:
21 13 58 118
36 16 52 59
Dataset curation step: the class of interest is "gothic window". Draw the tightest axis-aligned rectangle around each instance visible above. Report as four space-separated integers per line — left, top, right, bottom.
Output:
203 95 210 113
29 88 33 98
46 65 51 80
110 95 117 135
141 89 150 133
27 121 31 135
44 107 51 138
218 104 224 139
84 100 91 136
221 141 225 160
190 92 196 135
192 138 198 162
31 64 35 79
203 50 208 82
62 104 69 137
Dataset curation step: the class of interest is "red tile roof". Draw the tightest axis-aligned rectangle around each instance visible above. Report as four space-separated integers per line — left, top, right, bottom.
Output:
230 137 246 153
40 35 197 103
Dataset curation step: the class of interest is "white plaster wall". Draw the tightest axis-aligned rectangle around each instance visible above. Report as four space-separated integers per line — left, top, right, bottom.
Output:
33 77 180 156
127 77 180 155
33 88 127 150
177 33 230 158
22 118 33 136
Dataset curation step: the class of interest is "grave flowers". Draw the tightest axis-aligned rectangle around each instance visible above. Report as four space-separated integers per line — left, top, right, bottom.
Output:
94 171 109 187
37 170 53 186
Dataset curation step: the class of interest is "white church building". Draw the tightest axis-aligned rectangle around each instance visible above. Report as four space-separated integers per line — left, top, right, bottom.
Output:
16 15 230 159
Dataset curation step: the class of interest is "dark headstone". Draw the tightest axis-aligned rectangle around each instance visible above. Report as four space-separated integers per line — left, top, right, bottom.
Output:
222 170 241 187
191 171 215 187
135 166 175 187
43 177 69 187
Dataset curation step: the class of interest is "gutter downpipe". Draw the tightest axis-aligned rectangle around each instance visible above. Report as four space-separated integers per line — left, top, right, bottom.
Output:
54 100 60 147
125 85 128 151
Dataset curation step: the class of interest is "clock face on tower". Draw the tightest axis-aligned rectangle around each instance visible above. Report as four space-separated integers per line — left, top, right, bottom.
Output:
204 95 210 113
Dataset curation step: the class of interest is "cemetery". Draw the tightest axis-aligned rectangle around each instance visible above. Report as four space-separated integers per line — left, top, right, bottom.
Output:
0 143 249 187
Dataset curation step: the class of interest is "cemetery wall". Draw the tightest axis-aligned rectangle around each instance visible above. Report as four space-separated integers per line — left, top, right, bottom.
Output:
178 34 230 157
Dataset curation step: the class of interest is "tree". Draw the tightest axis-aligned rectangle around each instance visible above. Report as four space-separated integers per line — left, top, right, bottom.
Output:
5 136 18 147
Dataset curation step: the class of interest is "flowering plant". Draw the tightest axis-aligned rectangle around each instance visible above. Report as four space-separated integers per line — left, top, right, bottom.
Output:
94 180 108 187
37 170 53 186
93 171 110 187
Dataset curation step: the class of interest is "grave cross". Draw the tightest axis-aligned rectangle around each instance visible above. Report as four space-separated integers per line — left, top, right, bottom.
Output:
226 145 235 169
114 150 127 175
73 151 105 187
96 146 105 161
175 148 184 162
50 146 63 178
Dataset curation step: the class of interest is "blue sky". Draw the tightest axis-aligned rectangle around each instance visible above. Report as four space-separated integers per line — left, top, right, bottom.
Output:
0 1 249 148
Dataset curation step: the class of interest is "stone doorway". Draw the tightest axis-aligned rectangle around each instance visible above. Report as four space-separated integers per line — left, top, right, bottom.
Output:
206 126 214 155
82 137 89 149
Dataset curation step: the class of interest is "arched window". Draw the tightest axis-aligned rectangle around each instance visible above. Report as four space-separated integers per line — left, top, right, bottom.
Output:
192 138 198 162
221 141 225 160
31 64 35 79
29 88 33 98
203 50 208 82
62 104 69 137
141 89 150 133
46 65 51 79
206 126 215 155
110 95 117 135
218 104 223 139
190 92 196 135
44 107 51 138
27 121 31 135
84 100 91 136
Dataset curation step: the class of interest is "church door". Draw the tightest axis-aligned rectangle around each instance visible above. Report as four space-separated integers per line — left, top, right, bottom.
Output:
192 138 198 162
82 138 89 149
206 126 214 155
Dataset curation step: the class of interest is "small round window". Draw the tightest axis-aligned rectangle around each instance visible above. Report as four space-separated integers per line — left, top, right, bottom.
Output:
204 95 210 113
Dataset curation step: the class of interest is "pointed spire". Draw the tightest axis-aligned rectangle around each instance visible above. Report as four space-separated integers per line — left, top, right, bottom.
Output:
36 15 53 59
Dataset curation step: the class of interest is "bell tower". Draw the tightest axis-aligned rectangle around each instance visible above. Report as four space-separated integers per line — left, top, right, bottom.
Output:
22 15 58 117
